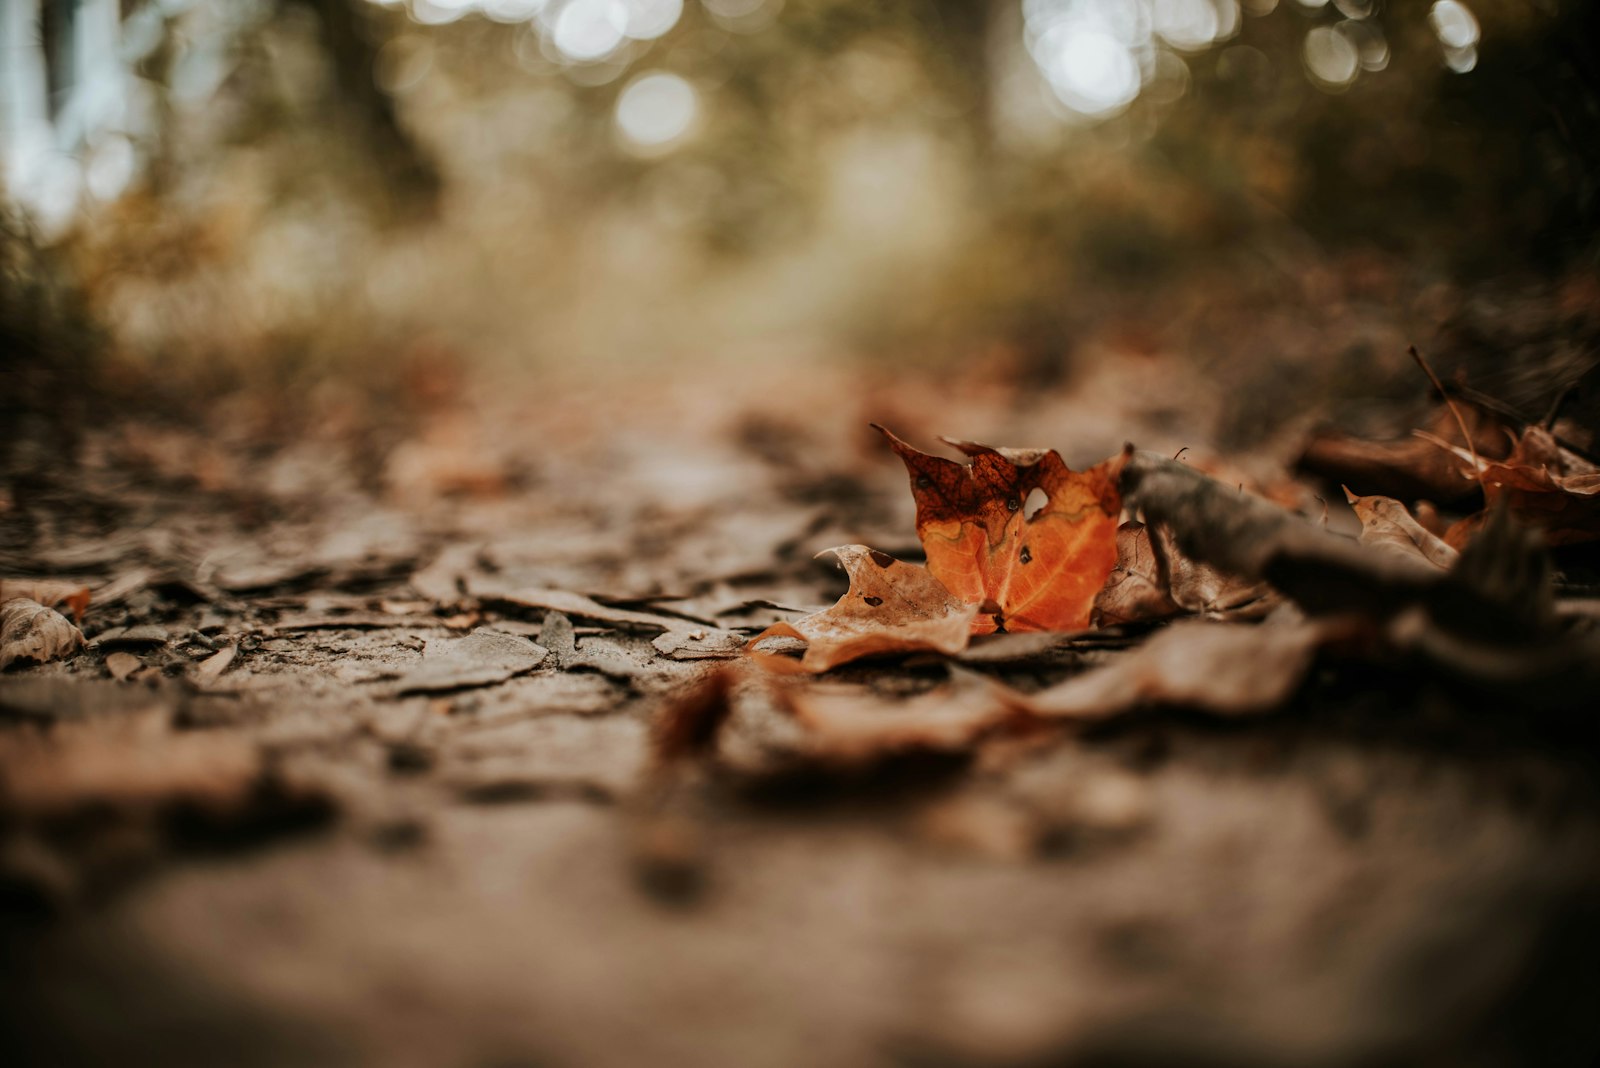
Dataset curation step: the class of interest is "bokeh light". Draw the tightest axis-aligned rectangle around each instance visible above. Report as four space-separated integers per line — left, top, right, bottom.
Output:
1303 24 1359 91
701 0 783 35
1430 0 1480 73
551 0 629 62
623 0 683 40
483 0 548 22
615 71 699 152
1036 25 1142 118
1022 0 1249 121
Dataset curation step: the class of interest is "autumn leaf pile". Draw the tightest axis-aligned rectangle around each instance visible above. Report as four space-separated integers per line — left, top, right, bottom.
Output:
751 427 1248 672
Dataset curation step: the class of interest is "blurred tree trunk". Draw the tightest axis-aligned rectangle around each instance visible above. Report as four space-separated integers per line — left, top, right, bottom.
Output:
288 0 441 220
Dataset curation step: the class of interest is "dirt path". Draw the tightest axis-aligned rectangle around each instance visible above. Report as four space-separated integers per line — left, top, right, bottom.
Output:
4 365 1599 1067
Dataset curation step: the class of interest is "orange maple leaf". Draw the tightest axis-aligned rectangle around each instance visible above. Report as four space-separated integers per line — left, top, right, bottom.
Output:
876 426 1126 633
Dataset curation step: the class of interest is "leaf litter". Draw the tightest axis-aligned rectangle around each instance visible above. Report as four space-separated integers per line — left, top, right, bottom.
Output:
7 349 1600 1065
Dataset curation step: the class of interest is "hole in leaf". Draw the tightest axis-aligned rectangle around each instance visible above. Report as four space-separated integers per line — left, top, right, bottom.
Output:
1023 487 1049 520
868 549 895 568
863 595 884 607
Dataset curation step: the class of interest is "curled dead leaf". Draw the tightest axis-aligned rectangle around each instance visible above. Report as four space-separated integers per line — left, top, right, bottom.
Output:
748 545 978 672
877 426 1126 633
1 599 86 671
1095 520 1274 625
1095 521 1181 626
1343 488 1459 570
1423 426 1600 547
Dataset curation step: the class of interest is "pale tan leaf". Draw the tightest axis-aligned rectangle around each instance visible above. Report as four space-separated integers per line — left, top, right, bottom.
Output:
778 669 1017 761
106 652 143 681
0 599 86 671
1343 487 1459 570
1025 618 1327 720
749 545 978 672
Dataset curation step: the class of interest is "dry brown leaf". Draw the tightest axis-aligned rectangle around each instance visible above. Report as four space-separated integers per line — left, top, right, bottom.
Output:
1095 521 1181 626
749 545 978 672
195 644 238 685
106 651 143 681
1343 488 1459 569
878 427 1126 633
1424 426 1600 547
1300 403 1509 504
1024 618 1328 720
0 579 91 622
1 599 86 670
777 670 1020 762
1095 521 1274 625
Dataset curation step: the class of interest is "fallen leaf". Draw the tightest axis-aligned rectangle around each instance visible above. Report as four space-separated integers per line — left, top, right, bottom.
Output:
777 669 1021 762
1344 488 1459 569
1095 520 1273 625
1423 426 1600 547
1 599 86 670
877 426 1125 632
92 624 169 650
106 651 143 681
1024 618 1330 720
195 644 238 685
1122 451 1443 618
0 579 91 622
1094 521 1181 626
748 545 978 672
1299 402 1509 504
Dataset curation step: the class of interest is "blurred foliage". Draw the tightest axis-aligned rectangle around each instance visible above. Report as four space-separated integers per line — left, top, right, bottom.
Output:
5 0 1598 410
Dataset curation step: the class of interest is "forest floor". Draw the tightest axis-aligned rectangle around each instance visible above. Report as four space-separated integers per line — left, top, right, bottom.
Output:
3 350 1600 1068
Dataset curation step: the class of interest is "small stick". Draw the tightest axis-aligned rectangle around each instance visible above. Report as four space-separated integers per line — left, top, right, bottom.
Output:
1409 346 1484 490
1436 382 1600 467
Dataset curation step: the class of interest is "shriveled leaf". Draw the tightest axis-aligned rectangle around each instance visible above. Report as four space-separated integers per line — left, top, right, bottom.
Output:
1095 520 1274 625
0 579 91 622
748 545 978 672
1344 488 1459 569
1024 618 1329 720
1 599 86 670
1121 451 1443 618
877 426 1126 633
1423 426 1600 547
777 670 1019 762
1299 403 1509 505
1094 521 1180 626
